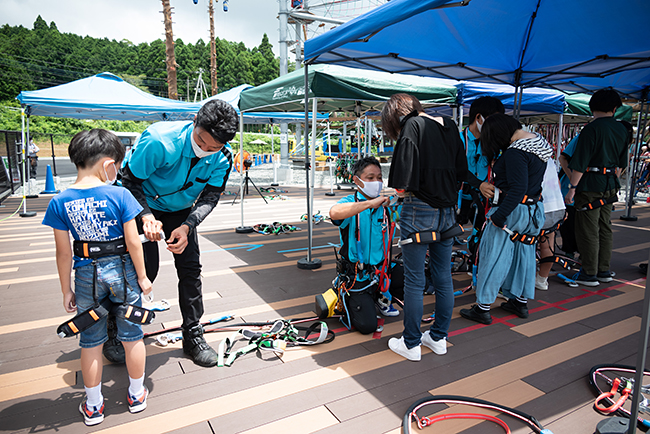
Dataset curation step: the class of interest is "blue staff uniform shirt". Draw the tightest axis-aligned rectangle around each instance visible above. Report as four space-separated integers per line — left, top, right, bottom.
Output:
560 135 578 198
42 185 143 267
331 192 389 281
459 128 489 201
123 121 232 213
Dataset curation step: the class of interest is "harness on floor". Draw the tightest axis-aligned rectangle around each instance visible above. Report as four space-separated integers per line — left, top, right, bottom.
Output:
217 319 333 367
56 238 155 338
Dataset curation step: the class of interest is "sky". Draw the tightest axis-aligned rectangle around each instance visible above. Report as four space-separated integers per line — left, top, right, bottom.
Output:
1 0 282 55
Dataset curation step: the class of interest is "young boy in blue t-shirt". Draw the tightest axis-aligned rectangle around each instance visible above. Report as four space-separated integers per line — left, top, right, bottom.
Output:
42 129 152 426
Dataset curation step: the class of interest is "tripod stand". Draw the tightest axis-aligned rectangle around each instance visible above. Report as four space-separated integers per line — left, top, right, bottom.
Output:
232 168 268 204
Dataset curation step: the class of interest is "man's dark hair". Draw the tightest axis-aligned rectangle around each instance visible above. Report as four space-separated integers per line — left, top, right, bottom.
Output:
480 113 522 162
381 93 424 141
589 89 622 114
468 96 505 125
68 129 125 169
352 156 381 177
194 99 239 144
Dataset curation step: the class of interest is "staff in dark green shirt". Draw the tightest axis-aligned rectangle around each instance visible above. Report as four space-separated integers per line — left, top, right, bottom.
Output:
565 89 629 286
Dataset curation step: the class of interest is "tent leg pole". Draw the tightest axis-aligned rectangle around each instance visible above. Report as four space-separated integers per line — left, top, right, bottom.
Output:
625 247 650 434
236 111 253 233
298 64 321 270
271 123 278 186
621 98 648 221
556 112 564 164
19 109 36 218
326 121 335 196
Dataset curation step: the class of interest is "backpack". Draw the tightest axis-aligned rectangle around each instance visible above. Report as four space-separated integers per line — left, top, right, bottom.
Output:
541 159 566 230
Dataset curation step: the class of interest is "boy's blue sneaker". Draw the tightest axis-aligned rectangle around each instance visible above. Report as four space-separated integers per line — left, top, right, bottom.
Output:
378 303 400 317
127 386 149 414
79 398 104 426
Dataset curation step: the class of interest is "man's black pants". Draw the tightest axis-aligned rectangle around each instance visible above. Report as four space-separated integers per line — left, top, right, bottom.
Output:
141 208 203 330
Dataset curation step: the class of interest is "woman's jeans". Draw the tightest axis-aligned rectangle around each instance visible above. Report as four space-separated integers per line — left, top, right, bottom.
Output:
400 196 456 349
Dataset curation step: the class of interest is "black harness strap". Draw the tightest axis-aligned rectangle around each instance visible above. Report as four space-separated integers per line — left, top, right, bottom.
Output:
399 224 464 246
57 238 155 338
576 194 617 212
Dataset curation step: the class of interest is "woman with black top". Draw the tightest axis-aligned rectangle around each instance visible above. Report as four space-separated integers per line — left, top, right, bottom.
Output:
460 114 551 325
382 93 467 361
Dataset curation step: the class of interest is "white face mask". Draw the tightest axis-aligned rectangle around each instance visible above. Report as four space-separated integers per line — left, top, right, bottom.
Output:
476 114 485 133
357 179 383 198
103 161 117 185
191 131 218 158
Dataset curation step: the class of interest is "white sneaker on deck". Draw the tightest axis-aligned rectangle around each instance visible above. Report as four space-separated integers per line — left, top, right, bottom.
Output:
421 331 447 355
388 337 421 361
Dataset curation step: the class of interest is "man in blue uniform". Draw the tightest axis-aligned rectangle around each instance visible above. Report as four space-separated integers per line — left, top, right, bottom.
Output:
458 96 505 228
120 99 238 367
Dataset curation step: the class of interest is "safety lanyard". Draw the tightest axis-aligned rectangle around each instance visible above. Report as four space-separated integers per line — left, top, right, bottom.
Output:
154 156 201 201
354 192 377 267
376 206 395 294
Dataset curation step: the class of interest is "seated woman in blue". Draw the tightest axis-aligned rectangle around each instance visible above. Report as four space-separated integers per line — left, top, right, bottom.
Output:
460 114 551 324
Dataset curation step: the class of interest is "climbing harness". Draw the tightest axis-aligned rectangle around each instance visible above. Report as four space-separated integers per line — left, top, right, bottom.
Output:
217 319 333 367
494 194 545 245
57 238 156 338
253 222 301 235
300 210 326 224
575 194 617 212
403 395 554 434
260 187 288 194
398 224 464 247
586 166 617 175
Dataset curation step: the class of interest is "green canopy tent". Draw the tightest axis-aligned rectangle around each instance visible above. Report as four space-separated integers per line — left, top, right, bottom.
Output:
565 93 633 121
239 64 458 269
238 63 457 113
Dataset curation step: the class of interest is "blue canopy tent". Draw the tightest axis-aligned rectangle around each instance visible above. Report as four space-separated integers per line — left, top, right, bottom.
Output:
304 0 650 100
17 72 201 121
304 0 650 426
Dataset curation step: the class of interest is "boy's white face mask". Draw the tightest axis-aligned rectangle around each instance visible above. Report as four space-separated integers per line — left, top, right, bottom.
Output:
356 178 383 198
103 160 117 185
191 131 218 158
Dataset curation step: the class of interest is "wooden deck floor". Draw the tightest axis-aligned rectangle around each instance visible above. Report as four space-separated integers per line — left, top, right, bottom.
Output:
0 188 648 434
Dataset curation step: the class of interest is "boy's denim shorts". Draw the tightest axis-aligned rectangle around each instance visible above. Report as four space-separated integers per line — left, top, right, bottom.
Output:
74 255 144 348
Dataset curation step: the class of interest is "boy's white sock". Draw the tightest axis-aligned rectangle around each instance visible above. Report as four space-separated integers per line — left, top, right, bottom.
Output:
128 375 145 398
84 384 103 409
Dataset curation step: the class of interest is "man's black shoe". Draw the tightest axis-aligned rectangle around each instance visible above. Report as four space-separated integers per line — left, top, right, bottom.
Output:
103 315 125 364
459 305 492 325
573 271 599 287
183 325 218 367
500 298 529 319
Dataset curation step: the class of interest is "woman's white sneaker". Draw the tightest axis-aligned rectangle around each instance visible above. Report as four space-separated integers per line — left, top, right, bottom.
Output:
388 337 421 361
421 331 447 355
